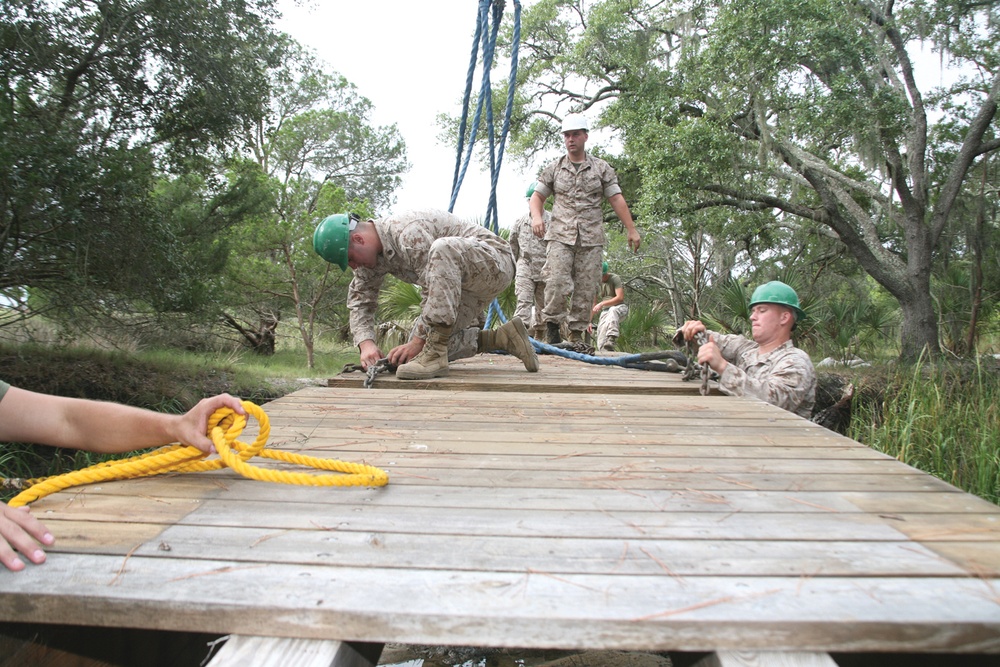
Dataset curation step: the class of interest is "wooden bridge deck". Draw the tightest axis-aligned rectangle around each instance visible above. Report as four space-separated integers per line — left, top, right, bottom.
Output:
1 354 999 665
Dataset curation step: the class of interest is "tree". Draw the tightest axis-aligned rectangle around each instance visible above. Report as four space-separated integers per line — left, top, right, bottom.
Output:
0 0 281 323
507 0 1000 361
223 42 409 366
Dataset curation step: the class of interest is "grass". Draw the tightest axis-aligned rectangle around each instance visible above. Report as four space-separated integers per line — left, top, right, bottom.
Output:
848 358 1000 505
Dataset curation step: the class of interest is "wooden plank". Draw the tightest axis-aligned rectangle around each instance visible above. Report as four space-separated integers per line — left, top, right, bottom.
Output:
31 491 1000 542
61 482 985 514
207 636 382 667
2 556 999 652
58 467 961 493
278 389 791 417
40 521 978 577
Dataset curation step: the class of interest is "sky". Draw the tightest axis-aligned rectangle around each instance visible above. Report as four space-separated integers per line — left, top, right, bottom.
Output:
274 0 539 227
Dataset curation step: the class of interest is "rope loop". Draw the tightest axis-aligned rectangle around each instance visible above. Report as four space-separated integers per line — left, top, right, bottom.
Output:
8 400 388 508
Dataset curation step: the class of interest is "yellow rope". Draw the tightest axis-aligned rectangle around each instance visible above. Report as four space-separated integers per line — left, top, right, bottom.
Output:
7 400 388 507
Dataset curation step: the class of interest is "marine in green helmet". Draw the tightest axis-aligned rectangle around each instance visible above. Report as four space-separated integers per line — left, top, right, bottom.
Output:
313 210 539 380
591 261 627 352
677 281 816 418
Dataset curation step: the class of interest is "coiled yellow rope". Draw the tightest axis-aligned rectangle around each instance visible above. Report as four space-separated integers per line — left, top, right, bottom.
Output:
7 400 388 508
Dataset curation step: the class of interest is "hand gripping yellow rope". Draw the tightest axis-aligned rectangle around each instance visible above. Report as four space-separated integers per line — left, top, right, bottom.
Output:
7 400 388 507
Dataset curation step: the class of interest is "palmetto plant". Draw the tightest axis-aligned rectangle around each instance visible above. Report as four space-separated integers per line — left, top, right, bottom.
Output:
706 278 752 335
616 302 672 352
376 277 421 349
490 280 517 328
818 295 898 362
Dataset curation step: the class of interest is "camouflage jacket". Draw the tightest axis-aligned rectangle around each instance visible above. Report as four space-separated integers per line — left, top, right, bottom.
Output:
347 209 511 346
713 333 817 419
534 153 622 247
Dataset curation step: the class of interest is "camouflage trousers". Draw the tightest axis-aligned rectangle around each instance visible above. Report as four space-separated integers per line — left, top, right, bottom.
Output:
541 240 603 334
596 304 629 349
416 236 515 361
513 258 545 330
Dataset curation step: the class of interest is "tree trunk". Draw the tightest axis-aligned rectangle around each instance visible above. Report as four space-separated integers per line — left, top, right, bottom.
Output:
965 159 989 355
897 285 939 362
252 314 278 356
220 311 278 356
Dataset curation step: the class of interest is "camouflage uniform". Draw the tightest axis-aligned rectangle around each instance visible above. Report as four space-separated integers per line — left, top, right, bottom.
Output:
710 332 817 419
534 154 622 336
347 209 514 362
595 272 628 349
509 210 550 331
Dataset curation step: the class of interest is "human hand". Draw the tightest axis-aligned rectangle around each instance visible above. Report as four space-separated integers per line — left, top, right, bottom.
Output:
359 340 384 370
679 320 707 341
177 394 246 454
387 337 425 366
627 228 641 253
531 218 545 238
1 503 54 572
696 337 728 374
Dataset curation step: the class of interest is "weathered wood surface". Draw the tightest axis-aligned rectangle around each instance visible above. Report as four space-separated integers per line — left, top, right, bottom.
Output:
1 354 998 658
328 350 712 394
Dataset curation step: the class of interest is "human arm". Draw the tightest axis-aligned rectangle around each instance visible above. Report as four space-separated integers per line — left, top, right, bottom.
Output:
677 320 729 374
529 192 547 238
0 387 245 455
358 339 386 369
0 388 245 572
386 336 425 367
714 345 816 416
509 222 521 262
608 193 640 252
591 286 625 317
347 269 386 363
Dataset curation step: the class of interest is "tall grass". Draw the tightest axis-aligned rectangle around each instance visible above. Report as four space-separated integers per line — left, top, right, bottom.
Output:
849 359 1000 505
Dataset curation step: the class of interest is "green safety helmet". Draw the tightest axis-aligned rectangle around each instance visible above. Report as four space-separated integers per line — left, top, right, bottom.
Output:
313 213 359 270
526 182 537 199
749 281 806 321
602 260 609 275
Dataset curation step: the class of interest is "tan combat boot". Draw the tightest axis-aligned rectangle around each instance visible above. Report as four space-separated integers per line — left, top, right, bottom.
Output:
396 327 451 380
479 317 539 372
